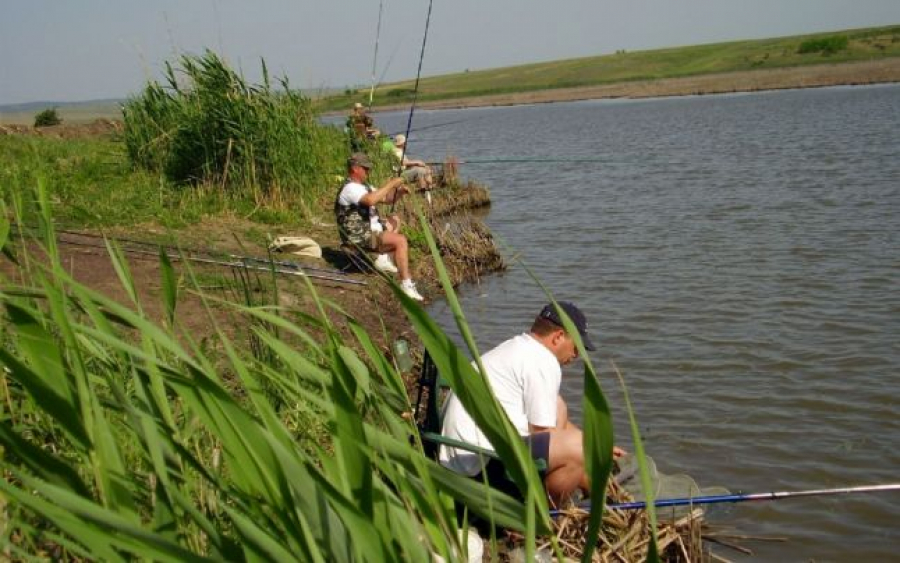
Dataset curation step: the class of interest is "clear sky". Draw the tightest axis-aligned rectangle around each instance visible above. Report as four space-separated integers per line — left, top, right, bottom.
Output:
2 0 899 105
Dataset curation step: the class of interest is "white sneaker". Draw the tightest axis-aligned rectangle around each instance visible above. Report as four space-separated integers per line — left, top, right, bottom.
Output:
374 253 398 274
400 279 424 301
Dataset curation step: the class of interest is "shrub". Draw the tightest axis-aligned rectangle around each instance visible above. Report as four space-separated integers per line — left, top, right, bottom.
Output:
33 107 61 127
387 88 416 99
797 35 849 55
122 50 350 211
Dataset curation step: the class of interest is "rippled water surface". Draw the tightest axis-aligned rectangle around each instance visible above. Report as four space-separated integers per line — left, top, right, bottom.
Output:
373 84 900 561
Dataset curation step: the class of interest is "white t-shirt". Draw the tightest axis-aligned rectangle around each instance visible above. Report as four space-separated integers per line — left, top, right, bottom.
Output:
337 180 383 232
439 333 561 476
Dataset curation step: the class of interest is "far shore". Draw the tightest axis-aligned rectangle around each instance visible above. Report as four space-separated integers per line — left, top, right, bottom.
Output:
3 58 899 128
363 58 900 114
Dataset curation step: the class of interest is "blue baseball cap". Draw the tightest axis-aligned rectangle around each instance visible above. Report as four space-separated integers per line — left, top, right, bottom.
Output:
539 301 595 351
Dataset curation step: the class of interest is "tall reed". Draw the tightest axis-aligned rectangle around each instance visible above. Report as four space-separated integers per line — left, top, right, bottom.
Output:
122 51 348 213
0 186 554 560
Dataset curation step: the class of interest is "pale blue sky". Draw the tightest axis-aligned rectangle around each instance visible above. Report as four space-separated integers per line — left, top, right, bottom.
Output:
2 0 899 105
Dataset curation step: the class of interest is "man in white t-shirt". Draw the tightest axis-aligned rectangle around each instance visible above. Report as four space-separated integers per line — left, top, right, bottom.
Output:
440 302 624 504
335 152 424 301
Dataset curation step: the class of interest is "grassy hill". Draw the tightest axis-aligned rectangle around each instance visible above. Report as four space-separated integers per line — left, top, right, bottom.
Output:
319 24 900 111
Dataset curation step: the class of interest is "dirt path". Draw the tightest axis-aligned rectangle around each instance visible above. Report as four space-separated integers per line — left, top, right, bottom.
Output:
1 224 412 380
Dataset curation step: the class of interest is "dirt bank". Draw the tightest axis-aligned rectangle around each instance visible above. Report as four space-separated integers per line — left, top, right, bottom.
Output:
371 58 900 112
1 182 498 398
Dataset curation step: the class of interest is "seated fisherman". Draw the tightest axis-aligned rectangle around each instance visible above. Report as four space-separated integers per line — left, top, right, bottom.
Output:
346 102 380 150
391 134 434 192
335 152 424 301
439 302 624 505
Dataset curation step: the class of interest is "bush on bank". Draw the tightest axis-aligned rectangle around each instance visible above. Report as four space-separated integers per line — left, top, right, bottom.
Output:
122 51 349 212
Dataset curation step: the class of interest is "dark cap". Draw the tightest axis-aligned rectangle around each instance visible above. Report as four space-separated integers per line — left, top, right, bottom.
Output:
538 301 595 351
348 152 373 169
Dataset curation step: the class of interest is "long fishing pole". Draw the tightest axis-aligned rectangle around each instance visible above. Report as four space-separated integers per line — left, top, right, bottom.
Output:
390 0 435 214
12 224 349 277
9 226 366 287
550 483 900 516
367 0 384 110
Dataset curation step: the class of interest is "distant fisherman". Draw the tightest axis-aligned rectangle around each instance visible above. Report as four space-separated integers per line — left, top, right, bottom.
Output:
335 152 424 301
391 134 434 192
346 102 380 151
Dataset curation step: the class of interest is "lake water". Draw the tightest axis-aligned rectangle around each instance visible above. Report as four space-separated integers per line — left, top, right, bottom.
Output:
372 84 900 561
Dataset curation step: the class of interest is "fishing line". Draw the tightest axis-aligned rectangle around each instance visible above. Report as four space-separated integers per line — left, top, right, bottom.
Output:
388 118 468 137
373 40 403 97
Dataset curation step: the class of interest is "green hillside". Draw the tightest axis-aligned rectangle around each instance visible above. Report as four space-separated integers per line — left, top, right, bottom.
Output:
320 24 900 111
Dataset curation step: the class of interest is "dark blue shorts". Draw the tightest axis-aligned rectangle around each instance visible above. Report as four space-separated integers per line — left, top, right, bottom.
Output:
471 432 551 499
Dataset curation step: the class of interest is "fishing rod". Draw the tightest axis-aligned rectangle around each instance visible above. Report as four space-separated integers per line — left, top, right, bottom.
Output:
12 223 349 278
9 226 367 287
390 0 435 214
425 157 613 165
173 254 368 287
367 0 384 110
550 483 900 516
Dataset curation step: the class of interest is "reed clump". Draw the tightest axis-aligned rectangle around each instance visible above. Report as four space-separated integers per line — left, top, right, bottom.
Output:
397 183 503 287
0 189 556 560
422 180 492 217
541 483 706 562
122 50 347 212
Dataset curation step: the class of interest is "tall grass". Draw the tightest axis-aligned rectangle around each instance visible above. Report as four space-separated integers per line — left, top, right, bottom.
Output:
123 51 349 213
0 135 211 228
0 186 564 560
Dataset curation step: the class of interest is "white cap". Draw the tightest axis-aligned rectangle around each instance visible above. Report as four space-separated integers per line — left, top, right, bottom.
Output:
394 133 406 146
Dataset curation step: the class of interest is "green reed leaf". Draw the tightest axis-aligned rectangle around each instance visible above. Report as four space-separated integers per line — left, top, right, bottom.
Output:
0 421 91 496
613 361 661 563
0 472 209 561
159 247 178 325
0 341 89 449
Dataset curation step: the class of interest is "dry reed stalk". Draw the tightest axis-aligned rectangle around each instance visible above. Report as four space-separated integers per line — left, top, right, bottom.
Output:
529 481 709 562
400 181 491 219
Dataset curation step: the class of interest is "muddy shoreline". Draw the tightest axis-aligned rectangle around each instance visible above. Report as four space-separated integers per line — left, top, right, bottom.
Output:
355 58 900 114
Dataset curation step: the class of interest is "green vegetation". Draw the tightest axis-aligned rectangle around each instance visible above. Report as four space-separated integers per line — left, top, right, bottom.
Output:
123 51 349 216
0 51 409 230
0 135 215 228
0 48 674 560
33 107 61 127
798 35 849 55
319 24 900 111
0 186 627 560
